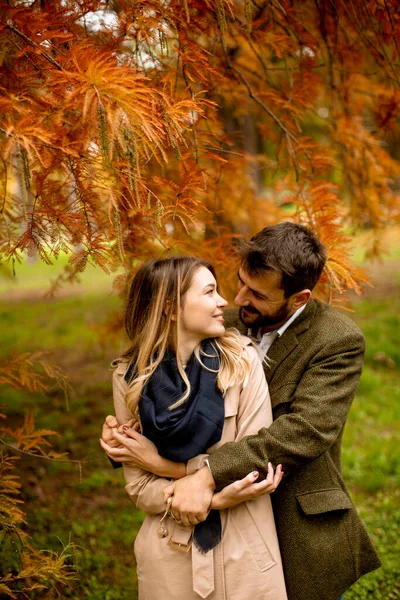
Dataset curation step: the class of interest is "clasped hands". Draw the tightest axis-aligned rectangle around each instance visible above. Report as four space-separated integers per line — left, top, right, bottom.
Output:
100 415 283 527
100 415 162 472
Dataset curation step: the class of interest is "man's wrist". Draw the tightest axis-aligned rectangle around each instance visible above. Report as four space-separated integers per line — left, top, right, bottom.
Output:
197 464 216 491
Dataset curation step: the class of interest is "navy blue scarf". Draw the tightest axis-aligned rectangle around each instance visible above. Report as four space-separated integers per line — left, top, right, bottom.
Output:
139 340 224 462
136 340 224 553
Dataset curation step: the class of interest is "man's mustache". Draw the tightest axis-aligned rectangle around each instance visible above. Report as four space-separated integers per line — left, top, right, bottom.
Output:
240 306 261 316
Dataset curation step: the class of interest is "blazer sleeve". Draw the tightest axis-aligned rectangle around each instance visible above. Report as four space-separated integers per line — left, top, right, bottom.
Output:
112 367 171 515
208 329 365 490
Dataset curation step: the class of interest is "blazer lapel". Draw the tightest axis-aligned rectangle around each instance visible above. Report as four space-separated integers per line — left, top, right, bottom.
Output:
265 300 317 387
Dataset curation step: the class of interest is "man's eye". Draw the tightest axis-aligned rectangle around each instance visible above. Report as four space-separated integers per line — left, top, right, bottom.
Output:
253 292 263 300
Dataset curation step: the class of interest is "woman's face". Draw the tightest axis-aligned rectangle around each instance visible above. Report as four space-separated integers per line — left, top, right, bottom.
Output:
179 266 228 346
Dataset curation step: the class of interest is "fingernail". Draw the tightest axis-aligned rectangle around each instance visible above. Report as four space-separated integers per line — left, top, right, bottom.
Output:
122 425 128 431
252 471 259 478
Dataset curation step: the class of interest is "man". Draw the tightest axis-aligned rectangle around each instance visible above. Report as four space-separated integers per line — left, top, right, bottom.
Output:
103 222 381 600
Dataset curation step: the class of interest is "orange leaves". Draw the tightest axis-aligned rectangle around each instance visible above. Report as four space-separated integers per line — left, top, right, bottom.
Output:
281 179 369 298
1 413 62 458
0 352 71 402
1 0 400 300
0 408 77 595
50 44 167 153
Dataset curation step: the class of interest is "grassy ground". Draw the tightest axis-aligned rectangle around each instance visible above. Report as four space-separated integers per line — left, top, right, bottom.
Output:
0 239 399 599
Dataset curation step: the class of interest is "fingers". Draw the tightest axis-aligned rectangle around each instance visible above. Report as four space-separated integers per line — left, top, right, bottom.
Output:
234 464 283 497
264 461 275 486
242 470 260 487
105 415 119 428
116 419 137 435
272 464 284 490
260 463 284 494
99 438 121 457
100 439 134 463
178 513 191 527
112 429 136 446
163 483 175 502
120 427 143 441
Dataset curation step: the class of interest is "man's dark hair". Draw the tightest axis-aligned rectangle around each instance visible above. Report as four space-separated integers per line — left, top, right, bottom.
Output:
238 222 327 297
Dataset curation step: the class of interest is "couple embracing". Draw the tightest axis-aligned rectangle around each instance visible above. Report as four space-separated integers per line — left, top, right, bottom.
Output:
101 222 381 600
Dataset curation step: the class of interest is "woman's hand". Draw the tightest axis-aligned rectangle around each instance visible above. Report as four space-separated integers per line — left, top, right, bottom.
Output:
101 415 121 448
100 426 186 479
101 426 159 467
101 415 137 449
210 463 284 510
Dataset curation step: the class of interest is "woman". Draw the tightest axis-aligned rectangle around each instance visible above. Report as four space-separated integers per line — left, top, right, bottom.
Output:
101 256 287 600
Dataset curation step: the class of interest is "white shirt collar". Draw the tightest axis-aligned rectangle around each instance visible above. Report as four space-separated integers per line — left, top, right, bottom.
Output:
248 303 307 354
273 302 307 337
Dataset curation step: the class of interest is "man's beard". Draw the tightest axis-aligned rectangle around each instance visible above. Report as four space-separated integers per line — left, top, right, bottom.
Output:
239 302 291 331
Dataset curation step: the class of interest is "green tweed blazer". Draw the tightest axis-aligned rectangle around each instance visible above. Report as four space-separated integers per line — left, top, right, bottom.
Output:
208 299 381 600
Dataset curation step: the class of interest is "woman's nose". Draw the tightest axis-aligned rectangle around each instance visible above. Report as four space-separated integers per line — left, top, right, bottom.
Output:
217 294 228 307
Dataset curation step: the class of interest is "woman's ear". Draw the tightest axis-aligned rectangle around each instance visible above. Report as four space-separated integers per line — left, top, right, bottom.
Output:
164 300 176 321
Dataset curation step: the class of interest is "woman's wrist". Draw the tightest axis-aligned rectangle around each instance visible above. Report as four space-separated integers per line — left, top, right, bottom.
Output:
154 457 186 479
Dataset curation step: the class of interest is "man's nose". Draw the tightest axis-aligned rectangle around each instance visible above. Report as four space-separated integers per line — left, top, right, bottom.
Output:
234 286 250 306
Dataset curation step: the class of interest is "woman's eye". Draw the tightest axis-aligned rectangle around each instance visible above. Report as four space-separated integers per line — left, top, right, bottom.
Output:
206 289 214 295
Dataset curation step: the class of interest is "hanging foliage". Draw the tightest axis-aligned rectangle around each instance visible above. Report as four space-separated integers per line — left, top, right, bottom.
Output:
0 355 75 598
0 0 399 300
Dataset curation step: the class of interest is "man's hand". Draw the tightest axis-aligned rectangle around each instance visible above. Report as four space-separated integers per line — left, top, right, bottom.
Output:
210 463 283 510
163 466 215 527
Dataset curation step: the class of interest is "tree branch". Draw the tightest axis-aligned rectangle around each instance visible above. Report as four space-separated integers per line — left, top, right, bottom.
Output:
6 22 63 71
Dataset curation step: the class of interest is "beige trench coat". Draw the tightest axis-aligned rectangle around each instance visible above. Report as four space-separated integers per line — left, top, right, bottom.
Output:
113 339 287 600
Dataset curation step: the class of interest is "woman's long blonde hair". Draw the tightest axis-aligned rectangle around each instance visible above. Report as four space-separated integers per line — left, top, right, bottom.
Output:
116 256 251 415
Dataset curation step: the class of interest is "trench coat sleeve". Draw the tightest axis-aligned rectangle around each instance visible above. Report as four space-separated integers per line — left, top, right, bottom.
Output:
113 368 171 515
234 345 273 441
208 331 365 489
186 454 209 475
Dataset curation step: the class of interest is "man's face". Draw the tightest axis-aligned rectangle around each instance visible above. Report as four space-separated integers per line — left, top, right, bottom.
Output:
235 268 295 333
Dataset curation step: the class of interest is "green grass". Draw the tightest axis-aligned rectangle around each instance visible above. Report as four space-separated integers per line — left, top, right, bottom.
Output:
0 250 119 294
1 252 399 599
343 296 400 599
